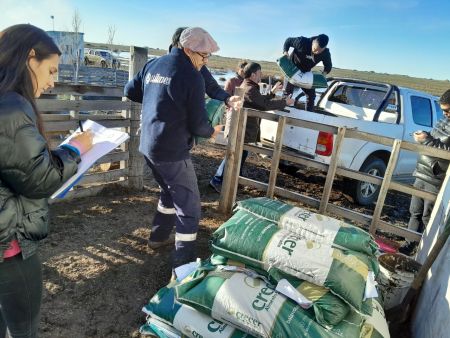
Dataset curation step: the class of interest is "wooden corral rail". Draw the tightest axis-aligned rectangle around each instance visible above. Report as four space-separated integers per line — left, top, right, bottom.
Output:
219 107 450 243
57 64 129 86
38 82 143 201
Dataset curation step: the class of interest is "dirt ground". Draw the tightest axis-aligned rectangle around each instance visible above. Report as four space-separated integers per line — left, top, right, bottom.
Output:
39 142 412 337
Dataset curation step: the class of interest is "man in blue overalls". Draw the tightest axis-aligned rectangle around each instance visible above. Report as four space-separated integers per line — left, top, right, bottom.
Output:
125 27 223 271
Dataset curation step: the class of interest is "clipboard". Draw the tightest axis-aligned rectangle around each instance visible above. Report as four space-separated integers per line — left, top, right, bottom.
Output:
51 119 130 199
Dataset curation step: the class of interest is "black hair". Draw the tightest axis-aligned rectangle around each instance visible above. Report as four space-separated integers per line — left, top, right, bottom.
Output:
0 24 61 134
236 60 248 77
314 34 329 48
243 62 261 79
238 60 248 69
168 27 188 52
440 89 450 105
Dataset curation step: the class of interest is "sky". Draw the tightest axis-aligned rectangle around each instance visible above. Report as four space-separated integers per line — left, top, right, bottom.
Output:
2 0 450 81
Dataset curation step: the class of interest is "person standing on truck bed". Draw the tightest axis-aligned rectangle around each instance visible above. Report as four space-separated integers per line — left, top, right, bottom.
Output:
209 62 294 193
400 89 450 256
282 34 332 111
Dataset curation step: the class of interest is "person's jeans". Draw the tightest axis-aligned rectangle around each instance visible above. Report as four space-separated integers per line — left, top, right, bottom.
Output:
0 254 42 338
407 178 440 234
213 150 249 183
285 82 316 112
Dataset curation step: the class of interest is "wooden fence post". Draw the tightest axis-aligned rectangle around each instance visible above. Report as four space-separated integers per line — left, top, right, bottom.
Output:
219 87 246 214
369 139 402 235
319 127 346 214
267 116 286 198
126 46 148 190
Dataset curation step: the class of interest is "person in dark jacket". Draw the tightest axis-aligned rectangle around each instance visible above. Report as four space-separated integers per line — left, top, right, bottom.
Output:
400 89 450 255
209 62 294 192
125 27 223 270
169 27 242 110
0 24 93 338
283 34 332 111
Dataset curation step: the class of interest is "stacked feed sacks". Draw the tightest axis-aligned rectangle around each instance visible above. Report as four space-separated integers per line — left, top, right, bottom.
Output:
140 197 390 338
140 261 366 338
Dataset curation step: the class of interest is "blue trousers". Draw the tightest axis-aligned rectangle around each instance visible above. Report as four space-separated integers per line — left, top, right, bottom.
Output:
0 254 42 338
213 150 249 183
145 157 200 268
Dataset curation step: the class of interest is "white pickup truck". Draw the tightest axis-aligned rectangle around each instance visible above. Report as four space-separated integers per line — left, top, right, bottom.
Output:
260 78 444 205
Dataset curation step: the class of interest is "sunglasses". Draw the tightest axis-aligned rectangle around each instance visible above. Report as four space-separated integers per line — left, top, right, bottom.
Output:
195 52 211 61
442 107 450 114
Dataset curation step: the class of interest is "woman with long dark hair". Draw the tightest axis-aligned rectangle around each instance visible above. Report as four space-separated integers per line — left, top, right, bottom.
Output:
0 24 92 338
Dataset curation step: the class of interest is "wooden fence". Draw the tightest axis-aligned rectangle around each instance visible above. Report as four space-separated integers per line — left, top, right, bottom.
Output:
57 64 129 86
38 46 149 201
219 101 450 242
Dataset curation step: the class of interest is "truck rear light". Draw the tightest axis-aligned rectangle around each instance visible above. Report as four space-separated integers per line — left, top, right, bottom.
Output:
316 131 334 156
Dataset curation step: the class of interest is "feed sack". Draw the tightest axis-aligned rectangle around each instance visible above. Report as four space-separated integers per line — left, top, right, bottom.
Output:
236 197 378 257
142 282 253 338
175 268 364 338
277 55 328 89
210 254 350 327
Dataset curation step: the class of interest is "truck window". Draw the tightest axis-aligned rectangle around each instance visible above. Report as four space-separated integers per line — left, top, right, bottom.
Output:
411 96 432 127
328 86 387 109
328 85 349 104
434 100 444 122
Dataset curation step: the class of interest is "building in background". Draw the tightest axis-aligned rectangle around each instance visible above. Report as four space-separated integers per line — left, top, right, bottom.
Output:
47 31 84 65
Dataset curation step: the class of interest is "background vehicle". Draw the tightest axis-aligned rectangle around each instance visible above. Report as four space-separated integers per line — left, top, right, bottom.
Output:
260 78 443 205
84 49 121 69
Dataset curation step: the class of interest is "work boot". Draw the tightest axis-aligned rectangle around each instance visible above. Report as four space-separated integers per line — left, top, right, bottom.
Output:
148 232 175 250
398 241 418 256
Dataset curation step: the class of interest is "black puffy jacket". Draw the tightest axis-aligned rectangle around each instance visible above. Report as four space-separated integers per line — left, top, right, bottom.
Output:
0 92 79 261
414 117 450 187
283 36 332 74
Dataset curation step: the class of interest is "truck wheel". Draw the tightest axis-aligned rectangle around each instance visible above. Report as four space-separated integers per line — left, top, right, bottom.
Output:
84 57 88 66
351 157 386 206
101 61 107 68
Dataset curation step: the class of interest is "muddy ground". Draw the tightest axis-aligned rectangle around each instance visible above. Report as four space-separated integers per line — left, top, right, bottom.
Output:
39 142 412 337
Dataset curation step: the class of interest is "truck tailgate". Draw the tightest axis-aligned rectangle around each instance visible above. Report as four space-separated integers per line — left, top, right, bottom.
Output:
260 108 328 156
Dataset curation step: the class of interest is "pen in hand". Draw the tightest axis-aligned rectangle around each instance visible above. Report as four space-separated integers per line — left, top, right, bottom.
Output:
79 120 84 132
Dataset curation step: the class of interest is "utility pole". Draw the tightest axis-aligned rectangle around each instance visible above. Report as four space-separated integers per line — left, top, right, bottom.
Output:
50 15 55 31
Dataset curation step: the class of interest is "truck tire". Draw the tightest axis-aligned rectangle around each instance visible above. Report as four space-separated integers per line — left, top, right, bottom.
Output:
350 156 386 206
101 60 107 68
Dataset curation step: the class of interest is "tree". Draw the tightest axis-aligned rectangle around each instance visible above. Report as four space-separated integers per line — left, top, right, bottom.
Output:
107 25 116 49
107 25 118 69
71 9 82 83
